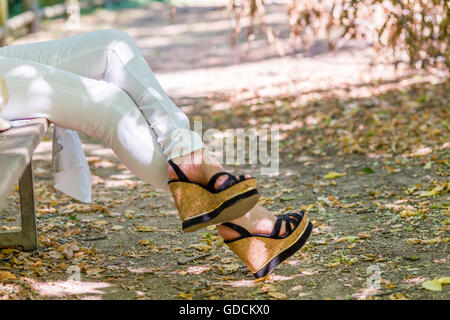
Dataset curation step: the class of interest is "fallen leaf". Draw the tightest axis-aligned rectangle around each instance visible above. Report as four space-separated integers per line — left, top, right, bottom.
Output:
48 251 63 259
406 238 422 244
0 249 20 255
421 237 441 244
267 291 288 299
336 236 358 243
422 279 442 291
420 185 445 197
325 261 341 268
324 171 345 179
189 243 212 253
438 277 450 284
390 292 407 300
259 284 277 293
86 267 105 275
138 239 152 246
360 167 375 174
136 225 157 232
179 292 194 300
125 210 134 219
58 242 80 258
0 271 16 281
358 232 371 239
400 210 417 218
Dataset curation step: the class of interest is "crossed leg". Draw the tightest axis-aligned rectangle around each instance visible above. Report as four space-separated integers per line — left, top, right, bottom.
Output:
0 30 310 278
0 29 204 160
0 30 290 240
0 55 170 190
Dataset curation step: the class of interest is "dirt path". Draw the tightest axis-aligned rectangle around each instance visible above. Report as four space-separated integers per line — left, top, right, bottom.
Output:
0 2 448 300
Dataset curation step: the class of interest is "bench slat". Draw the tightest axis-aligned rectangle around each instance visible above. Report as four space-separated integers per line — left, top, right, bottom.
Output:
0 118 48 206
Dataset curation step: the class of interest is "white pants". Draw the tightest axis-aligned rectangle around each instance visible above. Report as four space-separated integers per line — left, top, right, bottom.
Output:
0 29 204 191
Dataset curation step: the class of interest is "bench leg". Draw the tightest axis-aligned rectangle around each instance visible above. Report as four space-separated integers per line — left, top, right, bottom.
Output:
18 162 38 251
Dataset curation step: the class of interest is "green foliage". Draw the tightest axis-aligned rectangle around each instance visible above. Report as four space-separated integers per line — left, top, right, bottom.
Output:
39 0 64 7
6 0 162 18
7 0 24 17
7 0 65 17
361 167 375 174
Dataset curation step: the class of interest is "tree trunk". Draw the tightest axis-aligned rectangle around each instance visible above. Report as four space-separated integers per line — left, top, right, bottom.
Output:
0 0 8 46
23 0 39 33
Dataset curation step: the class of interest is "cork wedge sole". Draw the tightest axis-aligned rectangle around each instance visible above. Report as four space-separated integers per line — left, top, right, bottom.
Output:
169 178 259 233
253 221 313 279
183 189 259 233
223 212 312 279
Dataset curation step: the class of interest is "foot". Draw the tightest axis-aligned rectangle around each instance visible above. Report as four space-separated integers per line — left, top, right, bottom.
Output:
168 149 251 190
217 205 300 241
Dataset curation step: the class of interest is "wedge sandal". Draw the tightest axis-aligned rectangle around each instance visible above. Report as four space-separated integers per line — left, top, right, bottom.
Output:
222 211 313 279
168 160 260 233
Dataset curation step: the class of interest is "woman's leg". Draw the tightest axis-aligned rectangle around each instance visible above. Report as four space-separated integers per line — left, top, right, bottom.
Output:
0 29 245 191
0 56 169 190
0 32 288 239
0 29 204 160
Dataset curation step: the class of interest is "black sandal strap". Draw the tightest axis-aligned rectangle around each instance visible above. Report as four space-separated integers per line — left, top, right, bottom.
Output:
270 216 284 238
221 222 252 241
206 172 238 192
290 212 304 222
168 159 189 182
285 216 293 234
270 212 304 238
223 211 306 242
217 176 237 192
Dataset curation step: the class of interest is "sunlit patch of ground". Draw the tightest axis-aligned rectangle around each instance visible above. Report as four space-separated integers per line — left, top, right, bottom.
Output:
25 278 111 299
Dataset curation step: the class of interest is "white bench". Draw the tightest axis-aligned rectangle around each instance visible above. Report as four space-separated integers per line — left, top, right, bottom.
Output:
0 118 48 251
